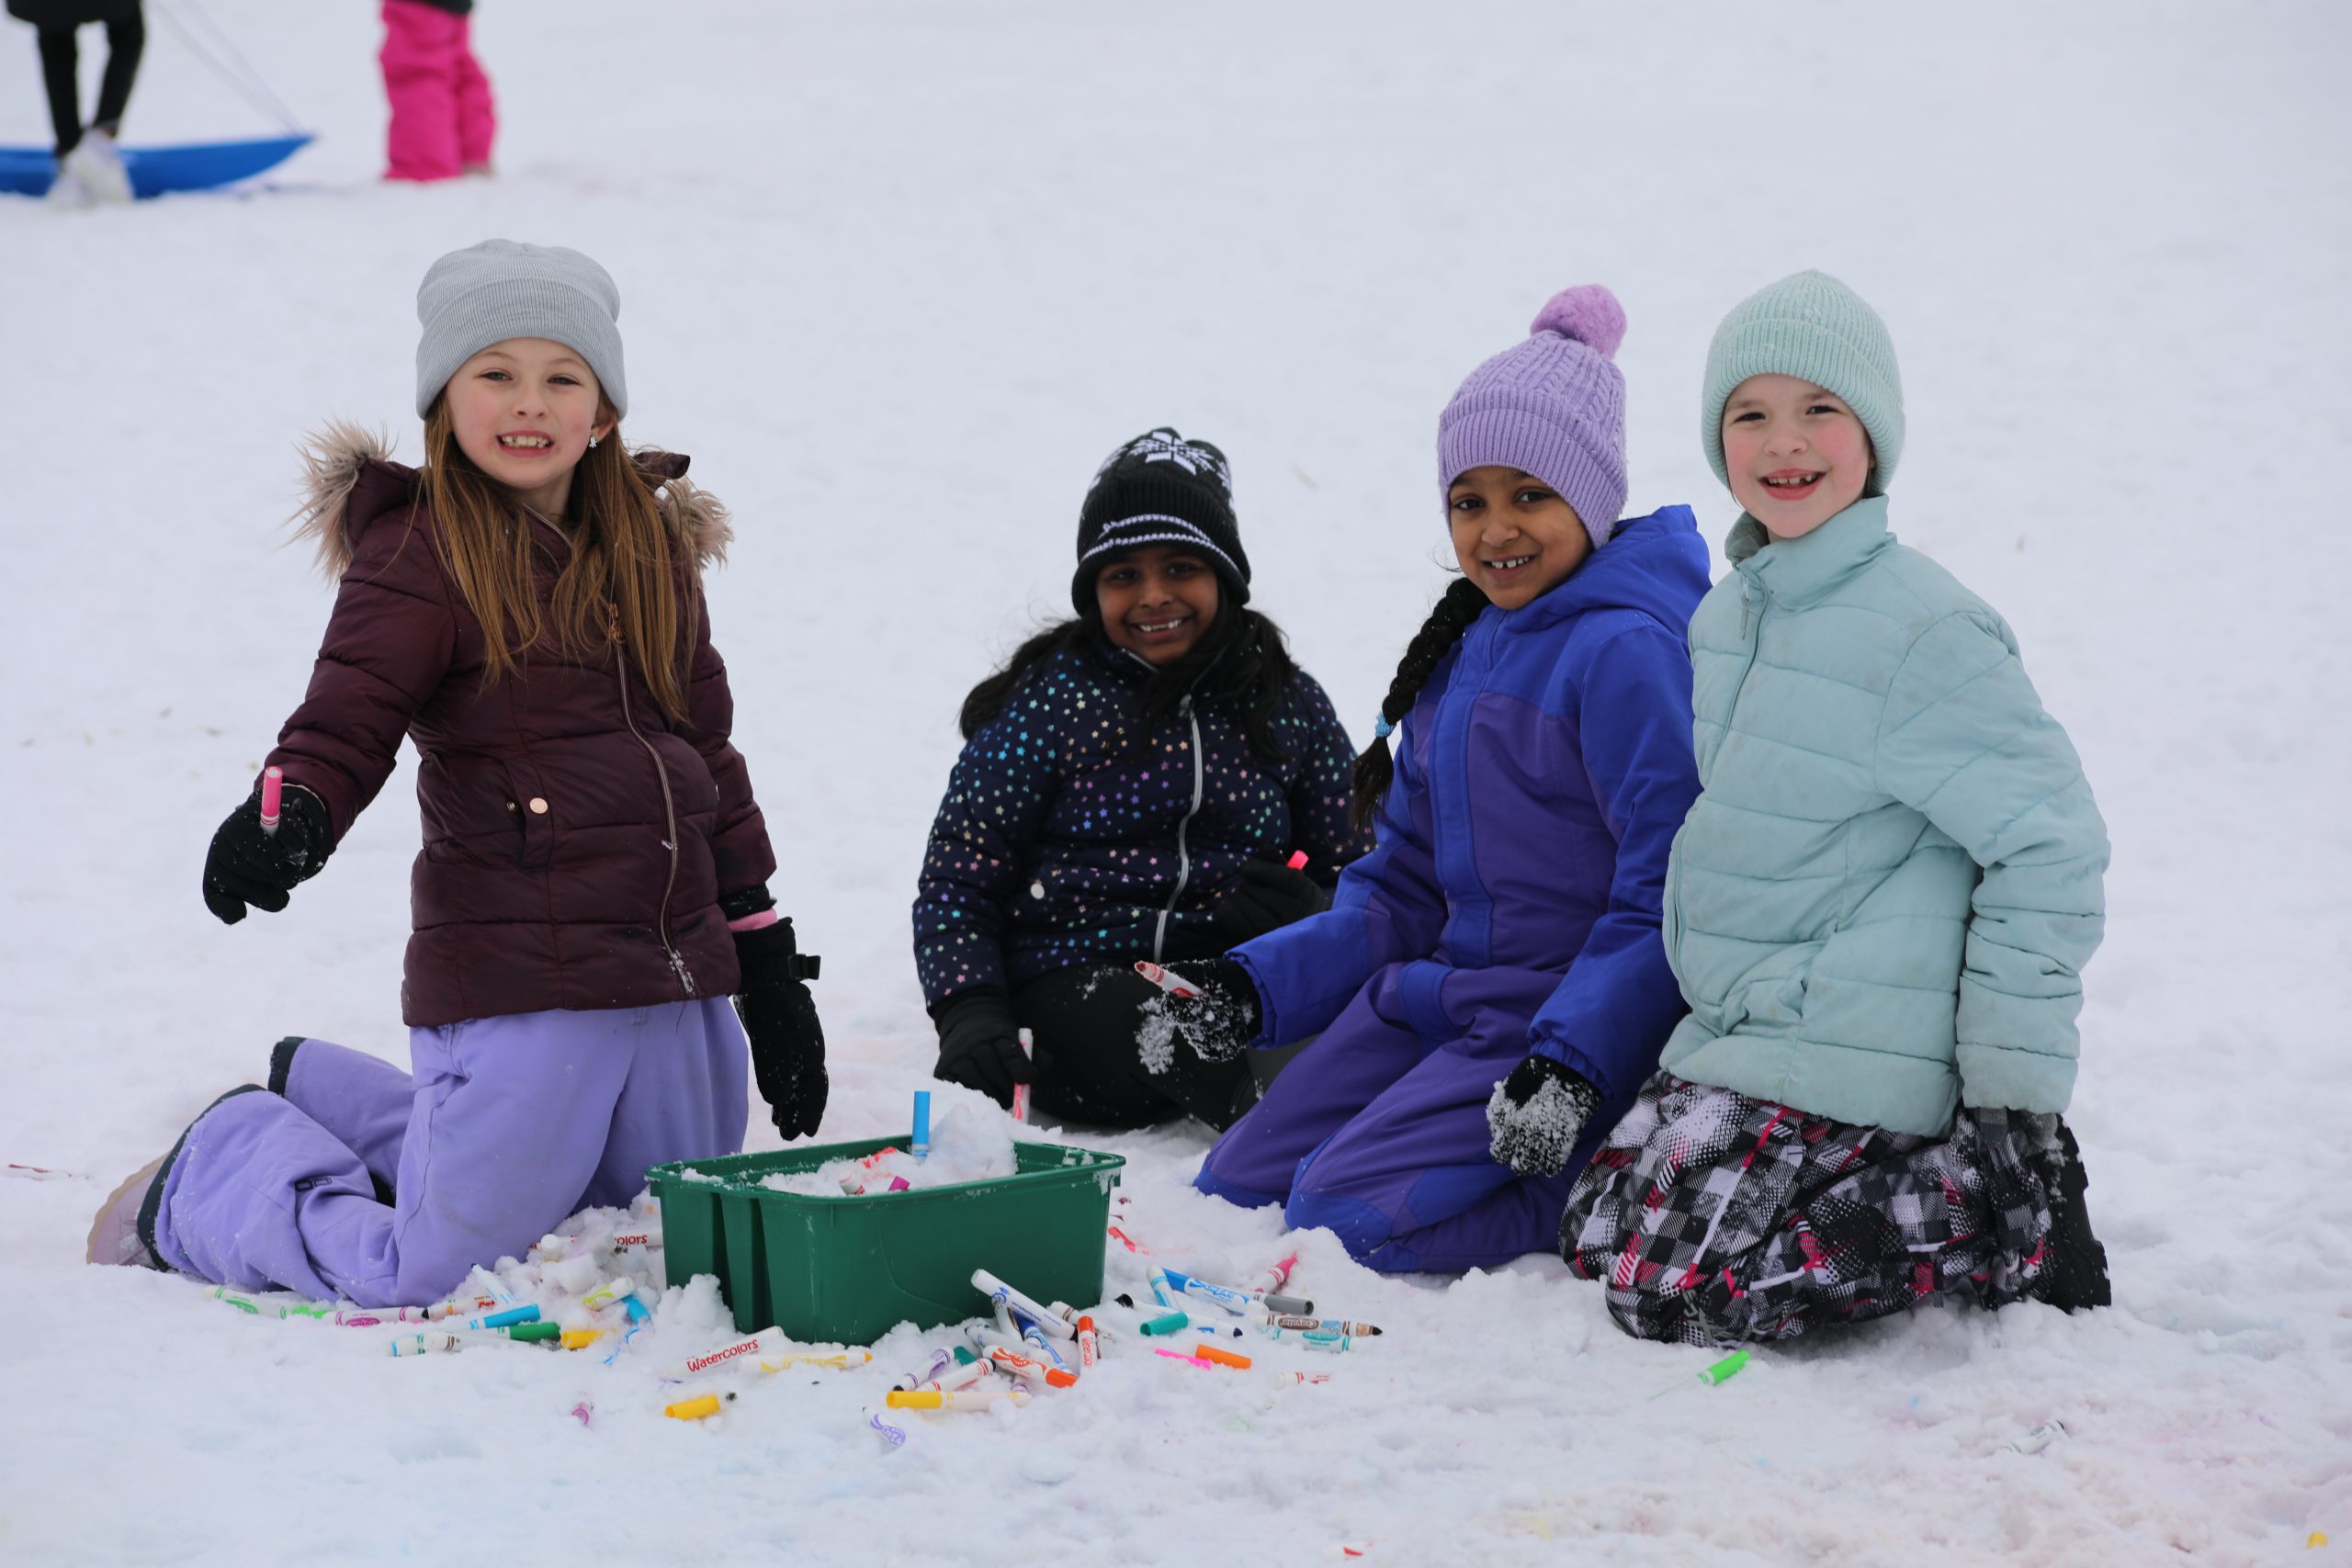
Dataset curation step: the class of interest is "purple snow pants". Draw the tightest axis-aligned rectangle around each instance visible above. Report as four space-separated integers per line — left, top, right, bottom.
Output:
151 1000 748 1306
1195 960 1593 1273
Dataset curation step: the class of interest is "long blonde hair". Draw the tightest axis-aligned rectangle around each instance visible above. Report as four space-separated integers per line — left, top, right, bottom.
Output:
418 396 698 721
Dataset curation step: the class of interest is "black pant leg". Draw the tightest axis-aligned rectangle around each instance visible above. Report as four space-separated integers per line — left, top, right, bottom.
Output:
37 28 80 156
92 14 144 134
1015 964 1253 1132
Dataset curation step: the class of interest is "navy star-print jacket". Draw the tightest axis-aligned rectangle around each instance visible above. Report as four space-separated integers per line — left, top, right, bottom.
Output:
913 635 1367 1008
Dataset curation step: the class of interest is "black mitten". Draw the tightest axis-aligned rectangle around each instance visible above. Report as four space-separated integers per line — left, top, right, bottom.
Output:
1212 852 1331 944
734 919 827 1140
1139 956 1263 1064
932 990 1034 1109
201 780 335 925
1485 1054 1604 1178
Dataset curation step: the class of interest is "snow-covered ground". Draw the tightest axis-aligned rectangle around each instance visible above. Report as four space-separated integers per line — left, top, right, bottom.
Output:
5 3 2348 1563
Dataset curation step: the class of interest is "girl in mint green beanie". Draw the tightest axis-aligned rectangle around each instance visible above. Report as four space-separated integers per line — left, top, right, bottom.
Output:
1558 270 2115 1346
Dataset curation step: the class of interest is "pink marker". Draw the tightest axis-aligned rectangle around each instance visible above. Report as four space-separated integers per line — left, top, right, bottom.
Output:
1012 1028 1034 1124
1153 1348 1215 1371
1285 850 1308 871
1250 1252 1299 1296
258 766 285 836
1133 961 1198 999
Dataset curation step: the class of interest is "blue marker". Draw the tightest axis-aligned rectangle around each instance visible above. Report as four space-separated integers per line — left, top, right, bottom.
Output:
466 1303 541 1330
1159 1266 1252 1317
911 1091 933 1159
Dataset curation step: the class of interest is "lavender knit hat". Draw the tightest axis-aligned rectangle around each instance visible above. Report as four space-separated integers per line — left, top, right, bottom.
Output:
1437 285 1629 551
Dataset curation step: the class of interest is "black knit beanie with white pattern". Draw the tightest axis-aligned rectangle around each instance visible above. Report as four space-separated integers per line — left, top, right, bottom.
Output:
1070 428 1252 614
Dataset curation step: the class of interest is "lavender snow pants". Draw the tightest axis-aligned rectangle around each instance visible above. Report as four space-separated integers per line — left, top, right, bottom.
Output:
1195 961 1602 1272
151 1000 748 1306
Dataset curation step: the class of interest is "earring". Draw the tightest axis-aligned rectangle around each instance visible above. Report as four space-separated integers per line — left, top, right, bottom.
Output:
588 434 600 448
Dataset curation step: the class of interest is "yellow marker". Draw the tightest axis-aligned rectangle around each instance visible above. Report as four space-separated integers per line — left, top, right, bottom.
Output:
756 1349 874 1373
663 1392 737 1420
561 1328 609 1351
885 1386 1030 1411
2312 1532 2328 1550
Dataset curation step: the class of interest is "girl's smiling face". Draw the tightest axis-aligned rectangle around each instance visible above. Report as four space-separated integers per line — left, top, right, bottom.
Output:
1094 544 1221 665
444 337 614 516
1719 373 1874 541
1447 466 1590 608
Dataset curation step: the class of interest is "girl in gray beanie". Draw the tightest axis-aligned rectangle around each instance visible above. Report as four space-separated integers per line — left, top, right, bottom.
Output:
1560 271 2114 1345
90 241 826 1311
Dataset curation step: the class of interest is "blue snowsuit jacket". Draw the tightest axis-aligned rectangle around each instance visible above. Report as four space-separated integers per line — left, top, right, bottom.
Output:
913 633 1366 1008
1234 506 1711 1117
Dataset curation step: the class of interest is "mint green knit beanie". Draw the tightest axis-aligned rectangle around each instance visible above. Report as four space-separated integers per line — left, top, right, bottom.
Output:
1701 270 1903 497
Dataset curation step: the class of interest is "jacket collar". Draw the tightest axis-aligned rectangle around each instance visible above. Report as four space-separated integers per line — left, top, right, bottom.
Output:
1492 504 1709 634
1726 494 1894 608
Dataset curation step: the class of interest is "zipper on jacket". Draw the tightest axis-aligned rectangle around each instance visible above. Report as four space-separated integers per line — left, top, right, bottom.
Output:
1730 578 1765 722
609 611 695 997
1151 694 1206 962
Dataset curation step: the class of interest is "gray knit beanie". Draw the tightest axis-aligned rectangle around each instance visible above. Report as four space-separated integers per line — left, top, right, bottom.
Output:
1701 270 1903 496
413 240 628 419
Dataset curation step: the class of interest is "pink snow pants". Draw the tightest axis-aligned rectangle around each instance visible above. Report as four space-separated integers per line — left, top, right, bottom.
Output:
379 0 494 182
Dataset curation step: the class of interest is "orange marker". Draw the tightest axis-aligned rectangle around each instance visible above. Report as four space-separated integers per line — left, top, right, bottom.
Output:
1191 1340 1251 1370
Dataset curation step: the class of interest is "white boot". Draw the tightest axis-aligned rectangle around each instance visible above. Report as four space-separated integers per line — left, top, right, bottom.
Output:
64 128 134 204
44 160 94 208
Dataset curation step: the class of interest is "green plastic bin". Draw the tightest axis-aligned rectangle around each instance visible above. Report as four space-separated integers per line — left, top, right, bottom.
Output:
647 1134 1125 1344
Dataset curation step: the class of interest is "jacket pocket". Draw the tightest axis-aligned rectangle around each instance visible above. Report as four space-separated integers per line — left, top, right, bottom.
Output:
502 761 554 870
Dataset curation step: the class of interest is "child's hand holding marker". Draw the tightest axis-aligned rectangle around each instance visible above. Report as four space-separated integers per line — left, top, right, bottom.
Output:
1132 959 1262 1063
1212 848 1329 943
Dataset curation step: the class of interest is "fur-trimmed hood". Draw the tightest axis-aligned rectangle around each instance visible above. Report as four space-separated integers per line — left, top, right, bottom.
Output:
290 419 734 580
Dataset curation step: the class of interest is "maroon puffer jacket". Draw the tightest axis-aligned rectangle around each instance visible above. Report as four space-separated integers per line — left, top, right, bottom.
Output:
270 423 775 1027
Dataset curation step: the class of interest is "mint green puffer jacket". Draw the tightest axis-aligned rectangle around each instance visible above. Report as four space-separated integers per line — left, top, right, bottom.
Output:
1657 497 2107 1136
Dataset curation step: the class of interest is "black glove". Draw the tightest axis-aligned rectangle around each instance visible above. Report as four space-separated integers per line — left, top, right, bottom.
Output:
1486 1054 1604 1178
1139 956 1263 1065
734 919 826 1140
932 989 1033 1109
202 780 335 925
1212 852 1330 944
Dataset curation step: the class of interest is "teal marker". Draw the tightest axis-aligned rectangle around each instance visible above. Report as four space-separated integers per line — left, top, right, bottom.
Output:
911 1092 933 1159
465 1303 541 1331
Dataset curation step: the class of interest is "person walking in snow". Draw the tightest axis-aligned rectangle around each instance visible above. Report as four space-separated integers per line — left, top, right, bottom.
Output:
380 0 494 181
1559 270 2112 1344
87 240 825 1307
11 0 144 205
913 427 1368 1131
1154 287 1709 1271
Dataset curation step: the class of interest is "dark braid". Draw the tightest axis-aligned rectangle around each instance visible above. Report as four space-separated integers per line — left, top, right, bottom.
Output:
1349 578 1491 830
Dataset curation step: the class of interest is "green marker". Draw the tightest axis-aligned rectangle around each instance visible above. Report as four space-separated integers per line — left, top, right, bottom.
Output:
1137 1310 1192 1337
493 1320 563 1344
212 1287 333 1320
1649 1348 1752 1400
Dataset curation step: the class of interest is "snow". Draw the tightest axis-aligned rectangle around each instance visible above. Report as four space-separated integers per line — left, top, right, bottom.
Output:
4 2 2349 1563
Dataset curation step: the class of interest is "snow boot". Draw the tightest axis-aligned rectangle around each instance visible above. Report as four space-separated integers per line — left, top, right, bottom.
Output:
2033 1119 2111 1312
85 1150 170 1268
64 128 133 204
85 1085 266 1269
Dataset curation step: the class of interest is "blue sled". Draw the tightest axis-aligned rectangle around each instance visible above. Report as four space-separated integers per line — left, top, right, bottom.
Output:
0 132 312 198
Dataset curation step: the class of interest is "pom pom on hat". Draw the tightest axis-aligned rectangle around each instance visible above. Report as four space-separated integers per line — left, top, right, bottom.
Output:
1529 285 1625 361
